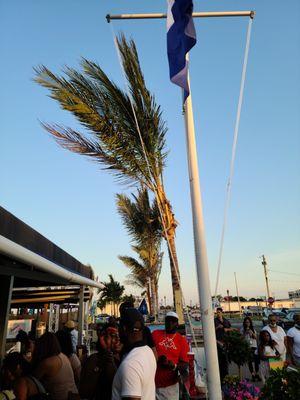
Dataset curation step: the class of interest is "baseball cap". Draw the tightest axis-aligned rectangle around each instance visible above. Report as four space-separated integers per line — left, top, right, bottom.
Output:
166 311 179 319
120 308 144 331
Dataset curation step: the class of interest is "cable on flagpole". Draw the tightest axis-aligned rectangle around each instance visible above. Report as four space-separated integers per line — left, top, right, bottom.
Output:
214 17 253 298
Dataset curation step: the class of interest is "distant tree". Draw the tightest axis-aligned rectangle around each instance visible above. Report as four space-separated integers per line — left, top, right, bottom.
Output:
117 189 163 320
249 297 257 302
97 297 107 311
119 246 162 319
98 274 125 316
122 294 136 305
212 294 224 302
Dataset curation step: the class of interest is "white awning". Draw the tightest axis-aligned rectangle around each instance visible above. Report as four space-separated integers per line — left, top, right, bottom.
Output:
0 235 102 289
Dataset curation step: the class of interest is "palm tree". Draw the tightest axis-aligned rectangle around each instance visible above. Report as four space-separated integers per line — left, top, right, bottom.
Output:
98 274 125 316
116 188 162 320
119 245 162 320
34 34 184 322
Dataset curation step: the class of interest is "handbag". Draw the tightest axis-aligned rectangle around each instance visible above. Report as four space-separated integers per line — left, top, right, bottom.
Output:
79 353 103 399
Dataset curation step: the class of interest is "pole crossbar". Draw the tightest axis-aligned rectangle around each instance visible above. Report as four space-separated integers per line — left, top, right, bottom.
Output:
106 10 255 22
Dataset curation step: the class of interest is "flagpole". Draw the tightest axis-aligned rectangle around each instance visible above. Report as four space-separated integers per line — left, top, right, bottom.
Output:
106 10 255 400
183 59 222 399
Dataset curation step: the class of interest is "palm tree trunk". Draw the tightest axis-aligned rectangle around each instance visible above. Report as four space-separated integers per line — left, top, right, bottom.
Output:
150 277 158 322
155 184 184 324
155 283 159 320
146 282 153 316
168 236 184 324
238 365 242 380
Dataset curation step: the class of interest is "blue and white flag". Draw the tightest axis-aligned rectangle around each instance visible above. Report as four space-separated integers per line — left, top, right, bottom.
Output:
138 298 148 315
167 0 197 102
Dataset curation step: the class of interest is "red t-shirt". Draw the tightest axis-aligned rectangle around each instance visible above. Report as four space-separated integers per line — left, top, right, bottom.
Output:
152 329 189 388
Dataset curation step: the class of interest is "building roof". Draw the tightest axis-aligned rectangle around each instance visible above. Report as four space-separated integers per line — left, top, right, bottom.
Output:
0 207 100 288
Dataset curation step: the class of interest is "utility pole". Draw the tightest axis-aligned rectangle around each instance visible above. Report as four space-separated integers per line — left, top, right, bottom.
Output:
261 255 271 301
227 289 231 315
234 272 242 316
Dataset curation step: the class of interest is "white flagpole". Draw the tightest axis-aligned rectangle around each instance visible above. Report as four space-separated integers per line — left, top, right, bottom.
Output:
183 56 222 399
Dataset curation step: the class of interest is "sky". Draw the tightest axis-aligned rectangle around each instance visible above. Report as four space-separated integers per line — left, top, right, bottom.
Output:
1 0 299 304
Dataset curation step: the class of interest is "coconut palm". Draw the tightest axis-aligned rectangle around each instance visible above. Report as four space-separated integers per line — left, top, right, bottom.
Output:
34 34 183 321
120 245 162 319
117 188 162 319
98 274 125 316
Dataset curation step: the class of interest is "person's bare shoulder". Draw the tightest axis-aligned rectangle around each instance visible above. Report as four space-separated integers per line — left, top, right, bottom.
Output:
35 354 61 378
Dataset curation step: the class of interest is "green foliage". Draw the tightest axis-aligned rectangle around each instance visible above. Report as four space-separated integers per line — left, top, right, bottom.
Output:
35 33 181 303
117 188 162 292
223 375 240 386
98 274 125 308
34 34 167 189
231 296 248 302
260 367 300 400
116 189 162 245
212 294 224 301
224 330 252 368
122 294 136 305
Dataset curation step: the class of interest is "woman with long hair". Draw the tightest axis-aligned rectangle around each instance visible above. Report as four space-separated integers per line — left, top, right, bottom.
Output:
55 330 81 384
32 332 78 400
258 330 280 383
240 317 260 381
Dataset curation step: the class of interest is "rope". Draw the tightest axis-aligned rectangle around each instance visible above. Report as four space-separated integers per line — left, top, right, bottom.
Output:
214 17 253 298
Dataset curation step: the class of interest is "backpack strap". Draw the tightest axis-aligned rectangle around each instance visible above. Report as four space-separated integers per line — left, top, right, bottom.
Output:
28 376 47 395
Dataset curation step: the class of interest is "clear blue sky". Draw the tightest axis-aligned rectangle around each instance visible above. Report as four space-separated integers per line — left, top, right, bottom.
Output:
1 0 299 303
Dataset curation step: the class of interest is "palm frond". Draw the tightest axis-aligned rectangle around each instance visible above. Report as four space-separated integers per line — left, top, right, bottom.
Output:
34 35 168 187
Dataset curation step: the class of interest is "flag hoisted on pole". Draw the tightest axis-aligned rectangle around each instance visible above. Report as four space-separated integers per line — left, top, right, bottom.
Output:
107 7 254 399
167 1 223 398
167 0 196 102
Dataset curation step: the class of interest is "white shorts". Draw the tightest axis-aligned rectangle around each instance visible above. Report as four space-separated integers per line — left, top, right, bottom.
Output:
156 383 179 400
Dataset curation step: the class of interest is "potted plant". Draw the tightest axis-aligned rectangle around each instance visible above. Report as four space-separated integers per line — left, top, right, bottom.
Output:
222 375 260 400
224 330 252 378
259 366 300 399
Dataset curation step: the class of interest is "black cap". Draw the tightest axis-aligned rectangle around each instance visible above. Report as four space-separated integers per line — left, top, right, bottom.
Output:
120 308 144 332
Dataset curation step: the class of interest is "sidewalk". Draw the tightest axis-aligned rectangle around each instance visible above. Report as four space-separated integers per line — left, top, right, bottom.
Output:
229 362 264 389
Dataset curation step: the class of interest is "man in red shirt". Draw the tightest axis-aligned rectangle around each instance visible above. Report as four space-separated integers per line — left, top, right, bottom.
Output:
152 311 189 400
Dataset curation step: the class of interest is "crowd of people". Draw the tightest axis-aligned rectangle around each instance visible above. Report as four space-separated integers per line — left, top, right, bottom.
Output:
0 302 190 400
1 305 299 400
214 307 300 384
